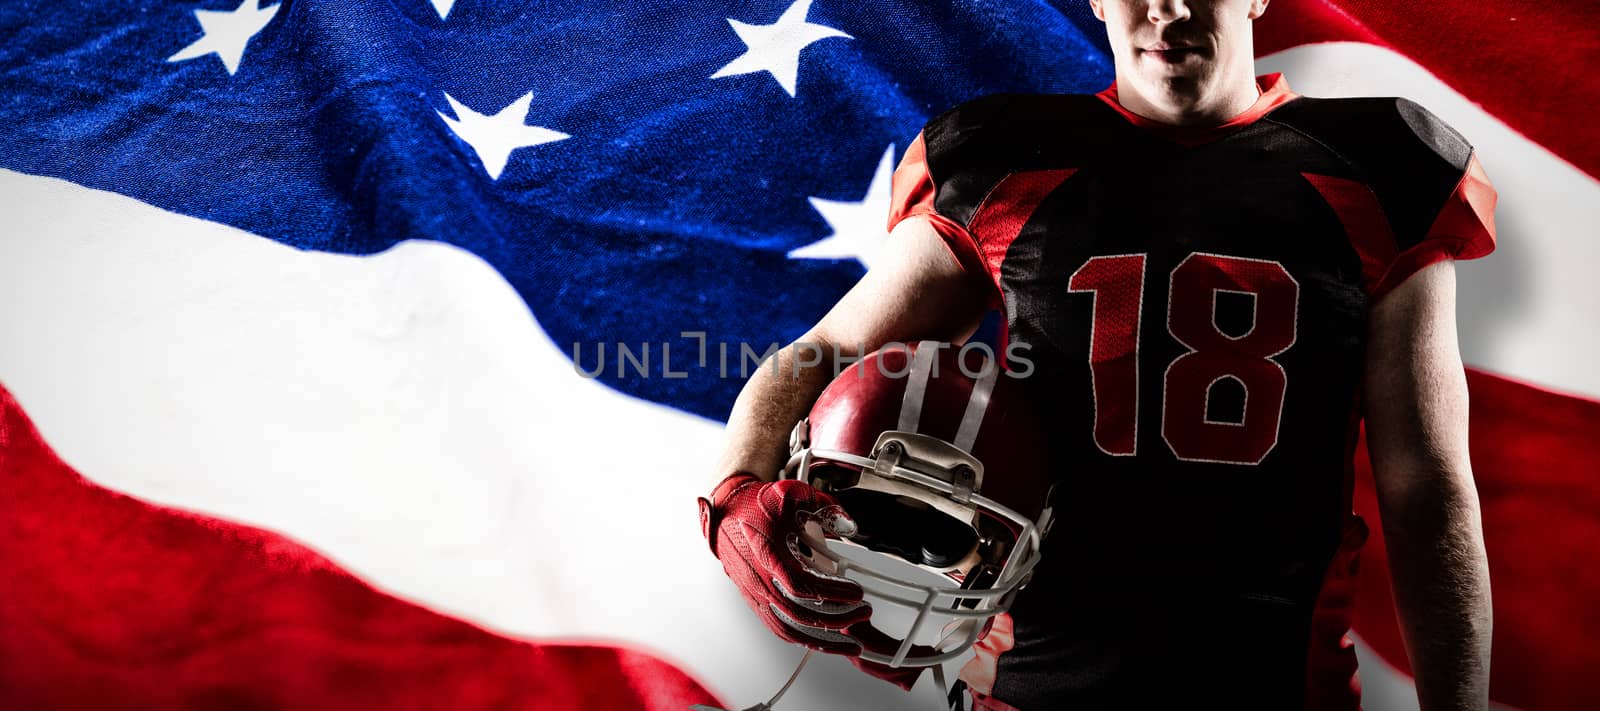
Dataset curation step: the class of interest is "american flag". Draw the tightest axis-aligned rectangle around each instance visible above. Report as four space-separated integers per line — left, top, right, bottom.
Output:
0 1 1595 709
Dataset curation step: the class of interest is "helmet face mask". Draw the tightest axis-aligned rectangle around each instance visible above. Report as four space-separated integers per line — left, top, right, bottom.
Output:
779 342 1054 669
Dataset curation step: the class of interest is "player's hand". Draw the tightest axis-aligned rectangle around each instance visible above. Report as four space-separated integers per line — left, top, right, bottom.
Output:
844 621 935 691
698 473 871 653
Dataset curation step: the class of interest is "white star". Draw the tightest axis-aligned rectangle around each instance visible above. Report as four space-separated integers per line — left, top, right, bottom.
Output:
710 0 851 98
167 0 281 76
430 0 455 20
436 92 570 181
789 144 897 270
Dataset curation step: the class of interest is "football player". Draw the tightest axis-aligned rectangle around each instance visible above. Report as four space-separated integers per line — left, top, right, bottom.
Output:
698 0 1495 709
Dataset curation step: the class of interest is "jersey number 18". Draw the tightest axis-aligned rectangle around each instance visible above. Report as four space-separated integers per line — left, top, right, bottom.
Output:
1067 252 1299 465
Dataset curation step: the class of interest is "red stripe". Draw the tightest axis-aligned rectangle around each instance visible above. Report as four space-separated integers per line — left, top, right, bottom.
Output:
1432 153 1498 258
966 170 1075 372
970 689 1024 711
1303 515 1366 711
967 169 1078 294
1374 153 1498 299
1300 173 1397 296
889 133 1003 310
956 612 1014 697
887 132 939 232
1256 0 1600 180
1350 369 1600 711
0 383 721 710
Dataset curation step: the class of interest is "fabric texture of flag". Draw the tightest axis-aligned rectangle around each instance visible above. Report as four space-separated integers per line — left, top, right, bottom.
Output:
0 1 1596 709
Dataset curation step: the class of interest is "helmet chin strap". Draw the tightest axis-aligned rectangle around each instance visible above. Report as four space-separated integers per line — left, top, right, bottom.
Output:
690 626 966 711
688 649 813 711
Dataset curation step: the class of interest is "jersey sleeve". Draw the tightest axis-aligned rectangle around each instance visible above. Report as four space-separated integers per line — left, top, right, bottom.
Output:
1367 99 1498 301
1281 97 1499 303
888 130 1003 309
1371 148 1497 300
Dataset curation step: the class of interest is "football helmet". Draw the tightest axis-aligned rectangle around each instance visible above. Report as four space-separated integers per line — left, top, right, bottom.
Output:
783 340 1055 670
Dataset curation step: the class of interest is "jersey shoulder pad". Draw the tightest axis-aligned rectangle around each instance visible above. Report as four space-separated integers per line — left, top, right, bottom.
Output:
922 92 1111 165
917 93 1110 226
1268 96 1476 248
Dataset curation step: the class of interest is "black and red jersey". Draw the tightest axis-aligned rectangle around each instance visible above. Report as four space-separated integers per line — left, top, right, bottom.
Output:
886 74 1496 710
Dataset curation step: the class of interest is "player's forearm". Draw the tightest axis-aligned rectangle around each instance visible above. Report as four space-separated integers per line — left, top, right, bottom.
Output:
1377 466 1493 711
710 339 839 486
1362 261 1492 708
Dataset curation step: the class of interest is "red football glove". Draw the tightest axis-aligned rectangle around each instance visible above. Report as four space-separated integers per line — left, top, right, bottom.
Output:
698 473 871 653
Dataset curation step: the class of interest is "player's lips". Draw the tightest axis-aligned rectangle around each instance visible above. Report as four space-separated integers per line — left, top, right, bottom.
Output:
1141 42 1204 63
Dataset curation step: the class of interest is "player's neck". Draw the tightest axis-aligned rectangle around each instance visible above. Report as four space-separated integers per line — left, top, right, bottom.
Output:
1111 64 1262 128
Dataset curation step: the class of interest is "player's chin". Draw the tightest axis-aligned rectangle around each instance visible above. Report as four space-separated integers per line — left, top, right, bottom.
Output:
1140 64 1210 98
1137 49 1210 76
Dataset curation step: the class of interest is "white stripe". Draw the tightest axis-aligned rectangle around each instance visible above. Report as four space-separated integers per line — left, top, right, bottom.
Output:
0 169 965 711
1259 42 1600 401
897 341 942 434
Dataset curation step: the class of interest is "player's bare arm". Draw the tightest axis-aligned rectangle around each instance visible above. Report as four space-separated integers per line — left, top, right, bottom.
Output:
1364 260 1494 710
711 215 991 487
